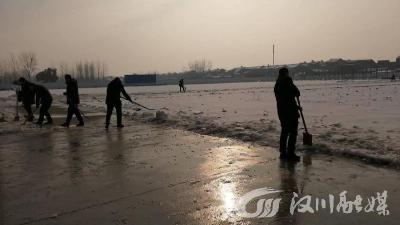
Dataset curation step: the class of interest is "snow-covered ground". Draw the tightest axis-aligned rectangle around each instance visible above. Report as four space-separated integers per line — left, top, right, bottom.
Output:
1 80 399 166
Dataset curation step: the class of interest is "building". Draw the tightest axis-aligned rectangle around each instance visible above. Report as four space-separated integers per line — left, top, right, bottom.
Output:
377 60 390 67
124 74 156 85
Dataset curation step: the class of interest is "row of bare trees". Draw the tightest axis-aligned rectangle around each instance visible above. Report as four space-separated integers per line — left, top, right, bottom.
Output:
0 52 38 83
0 52 108 84
187 59 212 73
58 61 107 81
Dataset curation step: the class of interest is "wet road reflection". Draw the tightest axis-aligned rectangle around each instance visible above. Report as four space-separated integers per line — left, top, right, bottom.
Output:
0 160 4 225
2 121 400 225
66 130 83 182
274 152 313 224
219 181 237 220
275 161 299 224
199 144 261 222
201 142 317 224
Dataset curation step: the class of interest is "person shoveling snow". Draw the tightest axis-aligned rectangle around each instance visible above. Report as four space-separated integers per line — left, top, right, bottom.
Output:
274 67 303 162
105 77 133 129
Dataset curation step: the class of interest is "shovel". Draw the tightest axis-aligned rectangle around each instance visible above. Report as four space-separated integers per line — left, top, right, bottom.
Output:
296 97 312 146
121 97 156 110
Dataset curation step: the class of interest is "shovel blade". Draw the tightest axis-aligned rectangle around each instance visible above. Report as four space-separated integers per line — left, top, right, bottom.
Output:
303 132 313 146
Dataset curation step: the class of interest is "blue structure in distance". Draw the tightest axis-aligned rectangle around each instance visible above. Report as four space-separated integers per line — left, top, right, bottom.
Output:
124 74 156 85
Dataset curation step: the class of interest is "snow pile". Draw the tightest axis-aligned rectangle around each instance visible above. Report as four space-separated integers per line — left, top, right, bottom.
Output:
141 112 154 119
155 110 168 122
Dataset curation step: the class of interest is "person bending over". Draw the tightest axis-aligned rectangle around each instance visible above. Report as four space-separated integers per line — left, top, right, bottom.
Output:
105 77 132 129
16 77 36 122
34 83 53 126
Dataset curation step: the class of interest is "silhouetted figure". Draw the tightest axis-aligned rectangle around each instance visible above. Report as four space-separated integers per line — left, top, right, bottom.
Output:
274 67 301 161
179 79 186 92
34 83 53 125
61 74 84 127
17 77 35 121
105 77 132 129
391 74 396 82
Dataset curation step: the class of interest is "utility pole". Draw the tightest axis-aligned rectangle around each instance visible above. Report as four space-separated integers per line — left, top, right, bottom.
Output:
273 44 275 66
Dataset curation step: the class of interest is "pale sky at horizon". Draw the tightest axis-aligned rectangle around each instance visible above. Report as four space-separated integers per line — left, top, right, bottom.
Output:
0 0 399 75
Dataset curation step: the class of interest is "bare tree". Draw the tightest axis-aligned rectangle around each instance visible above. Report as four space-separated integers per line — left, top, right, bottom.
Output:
188 59 212 73
95 61 101 80
68 65 76 78
19 51 38 79
89 61 95 80
9 53 21 79
0 58 14 83
206 60 212 72
66 60 108 81
0 59 5 83
83 61 90 80
76 62 84 80
101 62 107 80
59 62 69 77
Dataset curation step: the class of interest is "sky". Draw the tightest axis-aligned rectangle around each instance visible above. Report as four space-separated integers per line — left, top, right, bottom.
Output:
0 0 399 75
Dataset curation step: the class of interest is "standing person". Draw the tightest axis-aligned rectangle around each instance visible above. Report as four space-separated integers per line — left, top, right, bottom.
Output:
274 67 301 161
179 78 186 92
105 77 132 129
61 74 84 127
34 83 53 126
16 77 36 121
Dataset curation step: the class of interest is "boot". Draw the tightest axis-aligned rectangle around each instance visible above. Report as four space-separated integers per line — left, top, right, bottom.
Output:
61 122 69 128
287 153 300 162
44 120 53 125
27 115 34 122
35 120 43 126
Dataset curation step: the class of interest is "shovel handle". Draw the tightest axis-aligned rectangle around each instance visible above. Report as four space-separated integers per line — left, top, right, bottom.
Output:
296 97 309 133
121 97 155 110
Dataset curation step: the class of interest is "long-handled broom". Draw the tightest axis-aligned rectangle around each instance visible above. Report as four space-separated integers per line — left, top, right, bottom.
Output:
296 97 312 146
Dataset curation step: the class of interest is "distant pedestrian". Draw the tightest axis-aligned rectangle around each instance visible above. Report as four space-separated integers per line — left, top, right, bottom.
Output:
105 77 132 129
61 74 84 127
34 83 53 126
274 67 301 162
391 74 396 82
179 79 186 92
16 77 35 122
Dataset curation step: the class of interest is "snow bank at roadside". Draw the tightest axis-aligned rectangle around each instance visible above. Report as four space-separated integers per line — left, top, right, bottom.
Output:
165 112 400 168
100 105 400 168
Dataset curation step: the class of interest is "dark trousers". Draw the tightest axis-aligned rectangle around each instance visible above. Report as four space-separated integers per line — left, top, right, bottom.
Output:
179 85 186 92
106 101 122 126
37 100 52 124
66 104 83 125
279 118 298 155
23 102 34 120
